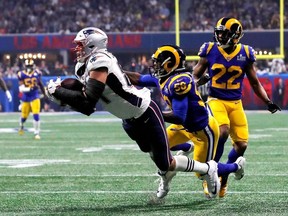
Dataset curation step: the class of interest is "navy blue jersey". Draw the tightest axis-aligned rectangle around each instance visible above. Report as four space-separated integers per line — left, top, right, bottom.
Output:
198 42 256 100
140 72 209 132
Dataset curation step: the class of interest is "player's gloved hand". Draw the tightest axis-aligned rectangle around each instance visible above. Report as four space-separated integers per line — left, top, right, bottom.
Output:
46 78 62 104
267 101 281 113
196 74 211 87
5 90 12 102
47 78 61 95
55 77 62 86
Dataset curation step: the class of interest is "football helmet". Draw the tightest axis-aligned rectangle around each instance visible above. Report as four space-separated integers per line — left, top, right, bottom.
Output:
73 27 108 63
25 59 35 73
214 17 243 49
151 45 186 79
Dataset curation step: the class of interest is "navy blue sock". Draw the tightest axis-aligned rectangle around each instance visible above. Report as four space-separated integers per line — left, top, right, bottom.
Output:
217 162 238 176
227 148 241 163
214 136 226 162
170 143 191 152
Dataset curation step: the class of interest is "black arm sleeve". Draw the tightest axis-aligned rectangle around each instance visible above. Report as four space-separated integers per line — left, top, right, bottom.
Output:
196 74 211 87
53 79 105 116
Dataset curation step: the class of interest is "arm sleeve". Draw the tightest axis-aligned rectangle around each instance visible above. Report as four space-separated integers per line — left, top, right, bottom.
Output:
138 74 159 87
53 79 105 116
170 96 188 123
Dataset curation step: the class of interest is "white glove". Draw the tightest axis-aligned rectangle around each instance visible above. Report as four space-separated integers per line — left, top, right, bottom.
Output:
5 90 12 102
55 77 62 86
47 78 61 95
19 84 31 93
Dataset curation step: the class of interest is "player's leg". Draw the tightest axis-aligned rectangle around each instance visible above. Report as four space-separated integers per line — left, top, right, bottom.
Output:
19 102 31 135
166 124 194 156
133 100 220 199
122 100 176 199
228 100 248 179
218 100 248 197
31 98 41 139
206 98 230 162
191 115 220 198
130 100 175 199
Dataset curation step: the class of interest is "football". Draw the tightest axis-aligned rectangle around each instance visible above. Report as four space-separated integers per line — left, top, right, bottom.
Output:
61 78 84 91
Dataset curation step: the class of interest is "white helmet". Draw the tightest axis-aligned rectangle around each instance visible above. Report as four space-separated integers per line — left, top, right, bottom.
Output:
73 27 108 63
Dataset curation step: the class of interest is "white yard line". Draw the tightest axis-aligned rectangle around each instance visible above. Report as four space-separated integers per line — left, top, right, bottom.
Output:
0 190 287 194
0 173 287 177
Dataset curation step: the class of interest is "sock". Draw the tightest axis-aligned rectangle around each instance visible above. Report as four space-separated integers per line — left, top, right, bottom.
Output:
170 142 192 152
33 120 40 135
214 136 227 162
20 118 26 129
174 155 208 174
227 148 241 164
217 162 238 176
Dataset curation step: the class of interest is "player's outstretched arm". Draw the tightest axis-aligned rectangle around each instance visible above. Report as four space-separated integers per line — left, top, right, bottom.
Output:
246 62 281 113
0 78 12 102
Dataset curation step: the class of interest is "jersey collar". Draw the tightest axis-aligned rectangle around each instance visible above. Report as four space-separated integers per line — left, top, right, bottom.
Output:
217 44 242 61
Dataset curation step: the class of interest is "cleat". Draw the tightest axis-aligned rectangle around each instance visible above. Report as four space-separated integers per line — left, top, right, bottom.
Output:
176 143 194 156
234 156 246 180
202 180 211 199
156 170 177 199
34 134 41 140
219 176 228 198
18 129 24 135
203 160 220 198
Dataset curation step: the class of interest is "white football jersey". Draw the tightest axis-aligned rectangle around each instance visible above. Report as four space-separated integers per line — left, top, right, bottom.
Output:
76 50 151 119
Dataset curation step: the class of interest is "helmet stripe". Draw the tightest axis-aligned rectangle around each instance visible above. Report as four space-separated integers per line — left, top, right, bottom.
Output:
225 18 242 30
220 17 230 26
154 45 180 72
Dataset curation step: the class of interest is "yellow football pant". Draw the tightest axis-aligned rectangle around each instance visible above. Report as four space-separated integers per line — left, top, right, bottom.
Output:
166 115 219 177
21 98 41 119
207 98 249 143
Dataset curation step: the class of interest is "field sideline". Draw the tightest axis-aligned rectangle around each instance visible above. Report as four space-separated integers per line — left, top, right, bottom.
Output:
0 111 287 215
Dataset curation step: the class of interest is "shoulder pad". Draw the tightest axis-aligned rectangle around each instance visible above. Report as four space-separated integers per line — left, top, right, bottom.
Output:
198 42 214 57
243 45 256 62
86 53 110 71
168 73 193 96
35 69 42 76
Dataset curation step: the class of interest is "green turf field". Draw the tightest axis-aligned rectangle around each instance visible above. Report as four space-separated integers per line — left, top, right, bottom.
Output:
0 111 287 216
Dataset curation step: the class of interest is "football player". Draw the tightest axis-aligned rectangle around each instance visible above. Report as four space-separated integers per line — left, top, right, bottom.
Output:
0 76 12 102
47 27 221 199
193 17 281 197
125 44 246 199
18 59 46 139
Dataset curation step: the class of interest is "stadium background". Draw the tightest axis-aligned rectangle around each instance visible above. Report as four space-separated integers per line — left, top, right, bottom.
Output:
0 0 287 112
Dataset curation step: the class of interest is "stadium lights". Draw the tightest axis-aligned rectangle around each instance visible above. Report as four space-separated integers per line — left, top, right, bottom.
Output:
255 50 273 55
19 53 46 60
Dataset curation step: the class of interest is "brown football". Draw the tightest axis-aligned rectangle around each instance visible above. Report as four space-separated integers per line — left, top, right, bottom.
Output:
61 78 84 91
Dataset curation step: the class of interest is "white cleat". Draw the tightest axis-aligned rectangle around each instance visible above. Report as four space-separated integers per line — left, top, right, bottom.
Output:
203 160 220 198
34 134 41 140
234 156 246 180
176 143 194 156
156 171 177 199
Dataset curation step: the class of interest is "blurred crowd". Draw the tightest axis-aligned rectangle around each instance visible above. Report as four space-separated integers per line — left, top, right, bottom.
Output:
181 0 286 31
0 0 174 34
0 0 287 78
0 0 286 34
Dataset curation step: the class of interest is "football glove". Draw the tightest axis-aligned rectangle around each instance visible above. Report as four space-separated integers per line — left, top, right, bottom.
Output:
5 90 12 102
196 74 211 87
47 77 61 95
46 77 62 104
267 101 281 114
